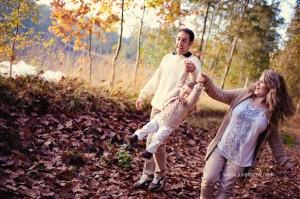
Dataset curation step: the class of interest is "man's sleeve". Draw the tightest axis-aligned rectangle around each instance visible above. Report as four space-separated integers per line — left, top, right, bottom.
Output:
138 56 165 100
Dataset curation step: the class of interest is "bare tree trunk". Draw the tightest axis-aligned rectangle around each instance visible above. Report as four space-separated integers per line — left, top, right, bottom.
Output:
198 1 211 60
209 47 221 72
220 0 249 89
39 34 51 71
201 5 216 65
110 0 124 93
40 46 48 71
9 0 21 77
207 3 223 76
88 28 92 85
220 37 238 89
133 0 145 87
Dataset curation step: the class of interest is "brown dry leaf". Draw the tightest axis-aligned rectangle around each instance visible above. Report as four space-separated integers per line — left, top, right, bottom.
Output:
65 120 73 128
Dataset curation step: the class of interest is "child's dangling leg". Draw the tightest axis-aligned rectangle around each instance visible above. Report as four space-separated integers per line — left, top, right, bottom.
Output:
129 118 159 145
142 125 173 159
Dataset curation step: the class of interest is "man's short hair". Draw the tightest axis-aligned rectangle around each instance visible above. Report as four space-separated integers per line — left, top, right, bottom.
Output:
178 28 195 42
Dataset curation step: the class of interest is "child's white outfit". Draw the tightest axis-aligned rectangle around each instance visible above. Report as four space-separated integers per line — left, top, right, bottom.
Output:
134 72 203 153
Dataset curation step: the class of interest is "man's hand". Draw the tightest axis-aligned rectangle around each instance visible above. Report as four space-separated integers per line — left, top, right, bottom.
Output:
135 98 144 110
184 60 196 73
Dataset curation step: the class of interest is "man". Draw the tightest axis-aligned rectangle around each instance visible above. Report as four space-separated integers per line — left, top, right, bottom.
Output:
134 28 201 192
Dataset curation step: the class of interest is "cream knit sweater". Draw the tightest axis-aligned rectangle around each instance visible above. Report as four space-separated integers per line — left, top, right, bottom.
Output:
139 53 201 111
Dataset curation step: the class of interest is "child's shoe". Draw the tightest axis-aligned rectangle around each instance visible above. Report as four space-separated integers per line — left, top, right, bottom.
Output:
132 174 153 189
129 134 138 145
141 150 153 159
148 175 166 192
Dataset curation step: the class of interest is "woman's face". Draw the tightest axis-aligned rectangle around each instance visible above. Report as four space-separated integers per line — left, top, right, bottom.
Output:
254 74 270 98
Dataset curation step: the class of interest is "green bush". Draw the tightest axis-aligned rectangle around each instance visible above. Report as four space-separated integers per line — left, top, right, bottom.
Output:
116 148 131 170
281 132 296 146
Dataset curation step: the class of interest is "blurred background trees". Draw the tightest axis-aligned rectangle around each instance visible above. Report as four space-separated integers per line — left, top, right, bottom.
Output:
0 0 299 104
0 0 39 76
271 1 300 110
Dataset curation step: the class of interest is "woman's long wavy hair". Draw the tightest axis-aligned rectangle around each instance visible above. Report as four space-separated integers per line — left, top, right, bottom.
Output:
251 69 295 126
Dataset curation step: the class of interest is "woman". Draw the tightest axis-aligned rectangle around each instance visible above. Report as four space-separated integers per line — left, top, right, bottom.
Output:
198 69 295 199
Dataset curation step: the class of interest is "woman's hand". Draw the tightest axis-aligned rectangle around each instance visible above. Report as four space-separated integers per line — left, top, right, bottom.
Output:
197 73 210 84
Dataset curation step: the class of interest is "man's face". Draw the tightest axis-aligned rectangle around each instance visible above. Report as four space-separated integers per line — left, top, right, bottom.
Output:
175 31 192 55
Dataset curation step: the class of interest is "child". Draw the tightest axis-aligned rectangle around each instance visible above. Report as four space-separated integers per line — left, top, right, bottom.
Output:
129 72 203 159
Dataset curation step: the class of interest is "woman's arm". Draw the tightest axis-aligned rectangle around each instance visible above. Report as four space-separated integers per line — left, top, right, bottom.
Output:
198 73 241 105
268 127 293 170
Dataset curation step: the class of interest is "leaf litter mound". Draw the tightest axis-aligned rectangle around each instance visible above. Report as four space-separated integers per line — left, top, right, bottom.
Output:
0 76 299 199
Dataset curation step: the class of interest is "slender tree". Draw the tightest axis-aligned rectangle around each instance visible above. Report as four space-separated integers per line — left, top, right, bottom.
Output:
0 0 38 76
133 0 146 87
220 0 249 89
9 0 21 77
198 1 211 60
88 28 92 85
201 4 216 65
110 0 125 92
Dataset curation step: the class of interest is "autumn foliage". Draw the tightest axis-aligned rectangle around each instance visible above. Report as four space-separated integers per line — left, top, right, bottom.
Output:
49 0 120 50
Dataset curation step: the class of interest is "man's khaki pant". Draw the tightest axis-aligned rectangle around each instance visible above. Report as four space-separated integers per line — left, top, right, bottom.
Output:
142 108 166 179
200 149 244 199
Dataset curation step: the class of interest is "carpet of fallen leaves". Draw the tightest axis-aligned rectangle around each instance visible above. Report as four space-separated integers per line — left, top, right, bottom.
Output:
0 76 300 199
